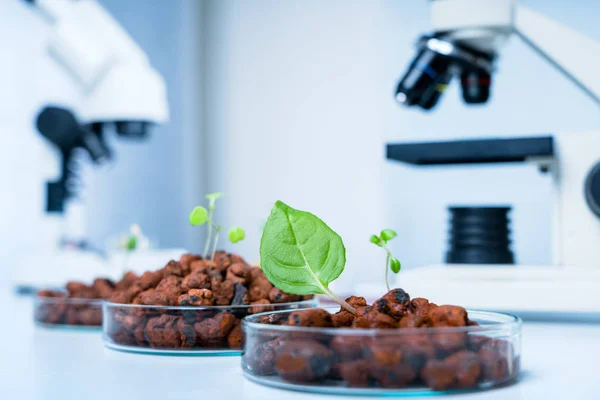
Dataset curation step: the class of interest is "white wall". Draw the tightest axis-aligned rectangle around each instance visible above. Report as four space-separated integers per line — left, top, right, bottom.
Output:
203 0 600 292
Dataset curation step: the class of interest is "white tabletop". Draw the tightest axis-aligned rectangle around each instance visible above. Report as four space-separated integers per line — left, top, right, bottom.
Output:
2 288 599 400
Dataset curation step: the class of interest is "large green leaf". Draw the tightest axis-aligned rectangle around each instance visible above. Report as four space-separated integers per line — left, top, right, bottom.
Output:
259 201 346 295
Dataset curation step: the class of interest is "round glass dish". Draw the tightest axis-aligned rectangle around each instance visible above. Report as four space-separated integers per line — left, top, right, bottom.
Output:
34 294 103 329
102 298 318 355
242 308 521 396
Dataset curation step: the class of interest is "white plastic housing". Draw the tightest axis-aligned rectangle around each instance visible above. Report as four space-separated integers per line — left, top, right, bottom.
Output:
80 64 168 123
33 0 169 124
430 0 514 31
367 264 600 315
14 248 187 289
429 0 514 58
551 132 600 268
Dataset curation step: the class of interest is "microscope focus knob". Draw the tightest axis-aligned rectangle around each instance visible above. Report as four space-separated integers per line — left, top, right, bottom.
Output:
585 161 600 218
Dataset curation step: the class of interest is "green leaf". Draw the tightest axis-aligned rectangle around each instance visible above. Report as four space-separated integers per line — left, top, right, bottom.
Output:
370 234 383 247
205 192 224 202
390 257 401 273
189 206 209 226
125 236 137 251
228 227 245 243
381 229 397 242
260 201 346 296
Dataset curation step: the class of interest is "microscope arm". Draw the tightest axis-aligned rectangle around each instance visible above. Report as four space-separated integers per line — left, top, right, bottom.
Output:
515 5 600 104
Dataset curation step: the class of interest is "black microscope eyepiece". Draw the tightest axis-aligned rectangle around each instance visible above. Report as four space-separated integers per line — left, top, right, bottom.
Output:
395 36 495 110
395 44 454 110
461 69 492 104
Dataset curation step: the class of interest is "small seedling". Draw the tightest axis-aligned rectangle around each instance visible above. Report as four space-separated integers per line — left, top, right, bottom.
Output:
189 193 246 260
370 229 401 291
120 224 148 252
120 224 148 271
228 227 245 243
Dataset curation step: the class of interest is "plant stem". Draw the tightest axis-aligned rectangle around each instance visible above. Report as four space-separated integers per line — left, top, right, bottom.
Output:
382 244 393 291
323 286 356 314
203 229 212 259
210 225 222 261
203 208 215 259
385 251 391 292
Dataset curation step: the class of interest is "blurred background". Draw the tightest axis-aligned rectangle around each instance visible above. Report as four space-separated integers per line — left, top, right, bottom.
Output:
2 0 600 291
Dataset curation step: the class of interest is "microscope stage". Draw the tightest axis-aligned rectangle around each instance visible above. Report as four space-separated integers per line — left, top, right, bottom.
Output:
356 264 600 318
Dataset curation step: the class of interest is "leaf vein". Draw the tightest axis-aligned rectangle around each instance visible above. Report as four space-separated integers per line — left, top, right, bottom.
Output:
282 210 328 292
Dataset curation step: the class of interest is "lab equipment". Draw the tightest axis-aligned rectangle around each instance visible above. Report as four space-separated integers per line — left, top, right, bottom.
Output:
384 1 600 316
14 0 180 291
27 0 168 212
445 207 514 265
395 0 600 110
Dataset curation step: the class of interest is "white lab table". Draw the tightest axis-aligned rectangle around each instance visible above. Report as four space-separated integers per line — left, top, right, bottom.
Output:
2 288 599 400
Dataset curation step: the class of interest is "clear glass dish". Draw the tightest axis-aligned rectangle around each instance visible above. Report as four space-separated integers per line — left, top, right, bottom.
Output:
242 308 521 396
34 294 104 329
102 298 318 355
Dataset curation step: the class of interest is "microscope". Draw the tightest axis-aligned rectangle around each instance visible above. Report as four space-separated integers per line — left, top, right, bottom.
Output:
386 0 600 316
13 0 184 291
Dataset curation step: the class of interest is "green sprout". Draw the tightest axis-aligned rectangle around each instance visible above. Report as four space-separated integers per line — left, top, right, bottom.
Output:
121 224 144 252
228 227 245 243
370 229 401 291
189 193 246 260
120 224 147 272
125 236 137 251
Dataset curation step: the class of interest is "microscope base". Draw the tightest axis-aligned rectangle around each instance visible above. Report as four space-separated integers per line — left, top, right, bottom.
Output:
356 264 600 318
12 248 187 293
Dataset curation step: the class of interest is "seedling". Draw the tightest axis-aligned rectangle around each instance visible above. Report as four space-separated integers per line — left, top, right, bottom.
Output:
260 201 356 314
189 192 246 260
370 229 401 291
228 227 245 243
260 202 404 314
120 224 149 271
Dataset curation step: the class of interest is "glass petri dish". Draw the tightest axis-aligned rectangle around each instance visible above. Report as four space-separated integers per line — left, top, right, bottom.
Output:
34 294 104 329
102 298 318 356
242 308 521 396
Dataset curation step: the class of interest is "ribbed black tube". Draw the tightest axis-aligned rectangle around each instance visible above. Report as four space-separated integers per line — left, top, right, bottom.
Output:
445 206 515 264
